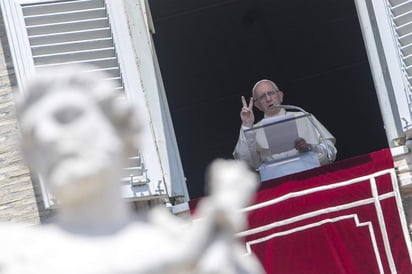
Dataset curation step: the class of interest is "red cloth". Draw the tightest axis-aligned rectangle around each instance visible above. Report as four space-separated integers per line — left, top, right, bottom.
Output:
189 149 412 273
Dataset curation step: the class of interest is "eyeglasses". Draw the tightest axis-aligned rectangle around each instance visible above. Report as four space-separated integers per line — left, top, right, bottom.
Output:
254 90 278 102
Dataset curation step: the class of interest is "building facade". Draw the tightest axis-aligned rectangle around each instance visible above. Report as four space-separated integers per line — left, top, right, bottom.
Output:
0 12 50 223
1 0 412 244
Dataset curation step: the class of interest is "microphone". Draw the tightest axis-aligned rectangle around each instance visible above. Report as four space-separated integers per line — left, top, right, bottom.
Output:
273 104 334 164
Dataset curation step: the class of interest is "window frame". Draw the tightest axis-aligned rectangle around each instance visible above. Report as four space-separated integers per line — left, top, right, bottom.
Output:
0 0 188 207
354 0 412 147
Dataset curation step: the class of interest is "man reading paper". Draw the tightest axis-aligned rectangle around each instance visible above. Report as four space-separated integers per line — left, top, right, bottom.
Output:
233 79 337 176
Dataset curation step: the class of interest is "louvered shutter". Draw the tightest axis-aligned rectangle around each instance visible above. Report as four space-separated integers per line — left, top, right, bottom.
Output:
383 0 412 129
1 0 168 208
355 0 412 144
23 0 125 95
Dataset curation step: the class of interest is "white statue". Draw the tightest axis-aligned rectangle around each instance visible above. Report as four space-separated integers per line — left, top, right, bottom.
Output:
0 65 265 274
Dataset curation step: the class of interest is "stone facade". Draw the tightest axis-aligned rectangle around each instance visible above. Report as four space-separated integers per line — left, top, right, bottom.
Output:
0 13 52 225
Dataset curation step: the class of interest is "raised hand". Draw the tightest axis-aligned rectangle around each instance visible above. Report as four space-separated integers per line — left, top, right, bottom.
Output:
240 96 254 127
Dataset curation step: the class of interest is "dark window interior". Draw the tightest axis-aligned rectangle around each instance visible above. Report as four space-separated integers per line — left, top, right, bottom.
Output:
149 0 388 199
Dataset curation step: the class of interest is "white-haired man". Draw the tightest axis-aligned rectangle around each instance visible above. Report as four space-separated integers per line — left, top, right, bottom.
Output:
233 79 337 176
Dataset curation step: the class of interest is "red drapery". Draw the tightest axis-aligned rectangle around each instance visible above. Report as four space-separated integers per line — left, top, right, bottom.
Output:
189 149 412 273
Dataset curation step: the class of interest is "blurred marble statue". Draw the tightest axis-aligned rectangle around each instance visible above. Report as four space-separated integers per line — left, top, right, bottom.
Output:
0 64 265 274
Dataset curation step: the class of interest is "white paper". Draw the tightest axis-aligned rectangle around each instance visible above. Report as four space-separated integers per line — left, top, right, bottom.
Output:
261 114 299 154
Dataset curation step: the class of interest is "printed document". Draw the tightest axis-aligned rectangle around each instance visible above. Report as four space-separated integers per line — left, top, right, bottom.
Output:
261 114 299 154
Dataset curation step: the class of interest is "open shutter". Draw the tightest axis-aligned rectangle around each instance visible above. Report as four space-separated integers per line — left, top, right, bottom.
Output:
1 0 169 208
22 0 126 107
390 0 412 88
355 0 412 146
379 0 412 132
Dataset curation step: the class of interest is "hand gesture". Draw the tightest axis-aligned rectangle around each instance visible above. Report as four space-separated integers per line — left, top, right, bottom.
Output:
294 137 313 153
240 96 254 127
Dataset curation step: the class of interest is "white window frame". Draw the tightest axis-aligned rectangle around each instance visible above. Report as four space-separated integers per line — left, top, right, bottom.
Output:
122 0 189 202
0 0 189 207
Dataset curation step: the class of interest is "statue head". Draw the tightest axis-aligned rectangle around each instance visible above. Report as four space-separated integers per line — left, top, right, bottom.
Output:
16 64 141 206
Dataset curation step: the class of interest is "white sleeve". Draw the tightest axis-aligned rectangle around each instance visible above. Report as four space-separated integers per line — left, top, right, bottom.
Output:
233 126 261 169
313 139 337 165
310 115 337 165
